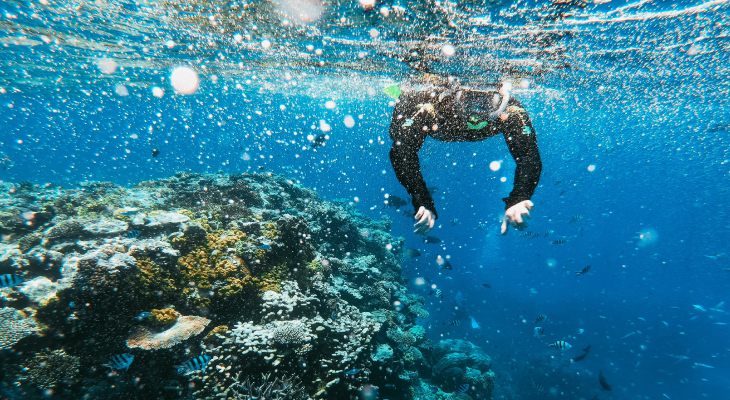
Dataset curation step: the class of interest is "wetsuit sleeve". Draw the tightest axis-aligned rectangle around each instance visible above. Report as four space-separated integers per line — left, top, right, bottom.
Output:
497 104 542 210
389 98 438 219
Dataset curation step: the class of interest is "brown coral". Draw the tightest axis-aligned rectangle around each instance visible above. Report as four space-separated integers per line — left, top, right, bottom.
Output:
126 315 211 350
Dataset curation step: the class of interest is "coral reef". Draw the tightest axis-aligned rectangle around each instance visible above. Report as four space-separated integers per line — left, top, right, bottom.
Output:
0 307 40 350
0 172 495 400
22 349 80 390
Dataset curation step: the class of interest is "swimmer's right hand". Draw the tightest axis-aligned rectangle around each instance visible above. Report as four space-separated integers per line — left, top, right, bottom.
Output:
414 206 436 236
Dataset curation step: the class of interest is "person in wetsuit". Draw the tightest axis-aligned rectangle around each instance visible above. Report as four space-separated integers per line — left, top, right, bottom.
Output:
388 74 542 236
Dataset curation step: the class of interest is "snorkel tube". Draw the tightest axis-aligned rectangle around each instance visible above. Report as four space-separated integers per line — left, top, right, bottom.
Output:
487 81 512 120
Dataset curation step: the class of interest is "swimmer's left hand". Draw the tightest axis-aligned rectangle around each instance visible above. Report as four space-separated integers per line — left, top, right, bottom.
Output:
501 200 534 235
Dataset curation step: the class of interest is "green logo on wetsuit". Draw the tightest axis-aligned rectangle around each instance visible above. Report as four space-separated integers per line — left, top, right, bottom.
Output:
468 116 488 130
522 126 531 135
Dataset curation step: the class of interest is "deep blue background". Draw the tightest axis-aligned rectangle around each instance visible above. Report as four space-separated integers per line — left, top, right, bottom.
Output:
2 9 730 395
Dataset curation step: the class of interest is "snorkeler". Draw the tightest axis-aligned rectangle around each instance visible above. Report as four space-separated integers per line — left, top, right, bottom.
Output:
388 73 542 236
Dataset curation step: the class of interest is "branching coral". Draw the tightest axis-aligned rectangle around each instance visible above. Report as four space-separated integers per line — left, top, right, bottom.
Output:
148 308 180 326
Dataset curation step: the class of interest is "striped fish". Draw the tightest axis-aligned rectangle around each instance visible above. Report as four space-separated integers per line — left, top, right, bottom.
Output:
532 381 545 391
569 215 583 223
0 274 23 288
576 265 591 276
435 289 443 298
454 383 469 393
177 355 211 375
549 239 567 245
544 230 554 237
106 354 134 371
449 320 461 326
126 230 141 239
534 314 546 324
547 340 572 350
534 327 544 338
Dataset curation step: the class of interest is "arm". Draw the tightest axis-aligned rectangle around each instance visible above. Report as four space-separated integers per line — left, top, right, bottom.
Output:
498 103 542 210
388 102 438 219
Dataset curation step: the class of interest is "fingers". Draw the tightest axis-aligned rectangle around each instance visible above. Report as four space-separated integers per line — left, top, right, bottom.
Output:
414 206 424 219
525 200 534 211
501 219 508 235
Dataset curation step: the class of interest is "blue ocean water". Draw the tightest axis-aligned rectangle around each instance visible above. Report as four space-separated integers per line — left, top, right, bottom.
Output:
1 0 729 399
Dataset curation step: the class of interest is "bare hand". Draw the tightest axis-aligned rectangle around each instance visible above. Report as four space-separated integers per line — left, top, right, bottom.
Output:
501 200 534 235
414 206 436 236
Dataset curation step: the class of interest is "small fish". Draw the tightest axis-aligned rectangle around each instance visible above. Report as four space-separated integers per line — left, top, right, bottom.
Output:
178 355 211 375
331 310 337 321
384 384 395 388
434 289 443 298
403 248 421 258
448 320 461 326
598 370 612 391
435 255 452 270
693 305 707 312
423 236 442 244
694 363 715 369
106 354 134 371
544 230 554 237
126 230 141 239
475 222 486 230
344 368 361 375
578 328 585 334
310 133 329 149
450 218 459 226
519 231 534 238
532 381 545 391
576 265 591 276
152 148 160 158
571 345 591 362
383 195 407 209
454 383 469 393
136 312 150 321
258 244 271 250
570 215 583 223
406 371 417 378
424 277 431 284
481 283 491 289
547 340 572 350
534 314 547 324
0 274 23 288
534 327 544 338
549 239 567 245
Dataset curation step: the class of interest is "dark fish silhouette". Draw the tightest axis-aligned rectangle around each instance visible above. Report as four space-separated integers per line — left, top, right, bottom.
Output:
454 383 469 393
571 345 591 362
310 133 328 149
549 239 567 245
403 248 421 258
448 320 461 326
436 256 452 270
532 381 545 391
707 123 730 133
384 195 407 209
126 230 141 239
152 148 160 158
598 370 612 391
481 283 491 289
547 340 572 350
534 314 546 323
576 265 591 276
570 215 583 223
423 236 441 244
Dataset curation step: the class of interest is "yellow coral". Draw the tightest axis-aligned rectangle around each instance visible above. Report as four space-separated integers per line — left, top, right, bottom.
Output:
205 325 229 339
149 308 180 326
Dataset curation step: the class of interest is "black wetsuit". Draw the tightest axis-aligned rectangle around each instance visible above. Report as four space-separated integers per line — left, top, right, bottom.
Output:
389 82 542 219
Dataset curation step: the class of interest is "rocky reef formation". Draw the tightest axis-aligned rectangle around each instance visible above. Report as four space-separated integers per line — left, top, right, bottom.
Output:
0 172 495 399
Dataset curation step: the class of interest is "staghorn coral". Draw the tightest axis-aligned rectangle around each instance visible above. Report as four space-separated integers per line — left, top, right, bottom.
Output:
148 308 180 326
126 315 211 350
205 325 229 339
0 307 40 350
228 372 306 400
23 349 80 389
